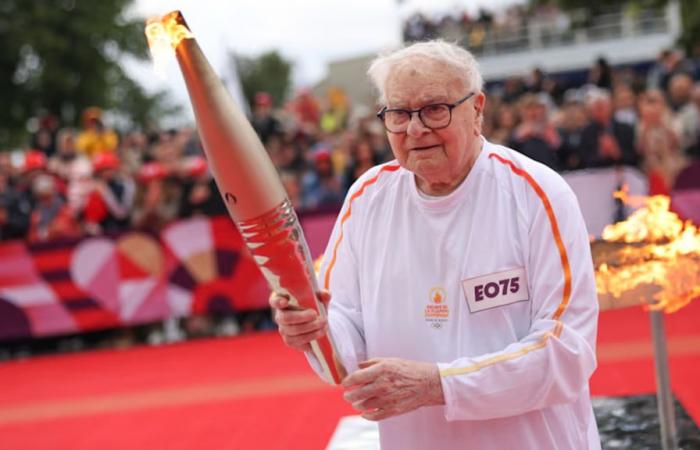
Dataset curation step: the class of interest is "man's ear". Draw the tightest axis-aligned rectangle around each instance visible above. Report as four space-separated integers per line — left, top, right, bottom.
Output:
474 92 486 116
473 92 487 135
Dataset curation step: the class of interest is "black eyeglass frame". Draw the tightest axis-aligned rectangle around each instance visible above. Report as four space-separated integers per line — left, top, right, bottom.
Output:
376 92 476 133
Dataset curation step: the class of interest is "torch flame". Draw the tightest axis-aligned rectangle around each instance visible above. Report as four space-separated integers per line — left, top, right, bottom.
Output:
145 11 193 76
596 189 700 313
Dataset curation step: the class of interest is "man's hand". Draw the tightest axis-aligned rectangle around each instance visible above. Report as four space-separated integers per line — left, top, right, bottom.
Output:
269 291 329 352
342 358 444 421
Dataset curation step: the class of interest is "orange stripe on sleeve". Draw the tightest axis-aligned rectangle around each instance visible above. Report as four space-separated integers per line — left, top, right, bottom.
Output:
488 153 572 322
441 153 572 378
323 164 401 290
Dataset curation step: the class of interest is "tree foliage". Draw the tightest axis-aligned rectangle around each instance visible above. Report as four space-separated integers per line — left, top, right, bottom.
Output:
0 0 178 149
234 50 292 108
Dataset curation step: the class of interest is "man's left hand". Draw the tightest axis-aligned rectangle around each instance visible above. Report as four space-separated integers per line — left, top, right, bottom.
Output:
341 358 444 421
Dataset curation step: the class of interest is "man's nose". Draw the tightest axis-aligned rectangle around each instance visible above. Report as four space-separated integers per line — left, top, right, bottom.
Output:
406 112 430 137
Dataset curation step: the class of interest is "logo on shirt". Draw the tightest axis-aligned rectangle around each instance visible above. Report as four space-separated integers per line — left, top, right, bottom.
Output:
462 267 529 313
425 286 449 329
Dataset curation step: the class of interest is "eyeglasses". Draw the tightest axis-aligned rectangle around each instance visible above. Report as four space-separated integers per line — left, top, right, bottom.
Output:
377 92 475 133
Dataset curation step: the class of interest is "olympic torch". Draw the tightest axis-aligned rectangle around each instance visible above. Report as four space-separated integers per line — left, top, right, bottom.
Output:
145 11 346 384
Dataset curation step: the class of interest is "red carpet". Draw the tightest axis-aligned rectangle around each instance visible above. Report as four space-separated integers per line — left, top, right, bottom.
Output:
0 301 699 449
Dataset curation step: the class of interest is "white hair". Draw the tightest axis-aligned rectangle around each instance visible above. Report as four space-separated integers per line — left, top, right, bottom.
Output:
583 86 611 105
367 40 483 104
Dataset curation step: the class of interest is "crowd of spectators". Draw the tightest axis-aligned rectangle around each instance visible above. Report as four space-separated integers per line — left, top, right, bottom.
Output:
0 106 226 242
402 2 665 54
484 49 700 195
3 47 700 244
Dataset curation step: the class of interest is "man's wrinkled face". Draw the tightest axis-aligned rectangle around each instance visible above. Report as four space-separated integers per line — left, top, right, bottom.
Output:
383 58 484 188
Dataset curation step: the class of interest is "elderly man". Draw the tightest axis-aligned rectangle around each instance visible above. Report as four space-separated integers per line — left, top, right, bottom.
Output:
271 41 600 449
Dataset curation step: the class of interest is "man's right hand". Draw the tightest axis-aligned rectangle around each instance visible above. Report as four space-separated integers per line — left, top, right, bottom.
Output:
269 291 329 352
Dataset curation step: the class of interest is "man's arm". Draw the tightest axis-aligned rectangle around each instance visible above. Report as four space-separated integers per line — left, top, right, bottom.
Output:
436 187 598 421
271 184 367 382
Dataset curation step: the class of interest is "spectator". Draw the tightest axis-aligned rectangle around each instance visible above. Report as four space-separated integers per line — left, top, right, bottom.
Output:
272 139 307 174
75 107 119 158
177 156 225 218
48 128 84 182
612 84 638 126
11 150 50 220
509 93 561 170
688 85 700 158
30 113 59 158
580 89 638 168
279 170 303 210
557 99 590 171
28 174 79 242
648 49 696 92
65 157 93 217
131 162 180 231
501 76 526 103
588 57 613 90
636 89 685 195
301 149 343 209
83 153 134 234
120 131 149 174
320 87 350 134
251 92 282 146
0 171 31 241
489 103 519 145
342 138 381 191
667 74 699 154
291 88 321 134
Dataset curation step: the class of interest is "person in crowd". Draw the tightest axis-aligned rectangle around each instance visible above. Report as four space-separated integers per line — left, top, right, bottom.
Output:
64 157 94 219
509 93 561 169
30 113 60 158
557 99 590 171
83 152 134 234
151 131 185 174
612 83 638 127
272 138 307 174
251 92 283 146
7 150 51 232
48 128 83 182
291 88 321 135
320 87 350 134
489 103 519 145
301 149 344 209
119 131 149 174
580 89 638 168
687 85 700 158
27 174 79 242
636 89 685 195
667 74 700 155
279 170 303 210
75 107 119 158
177 156 225 218
588 57 613 90
271 40 599 449
342 138 382 191
0 170 31 241
131 161 180 231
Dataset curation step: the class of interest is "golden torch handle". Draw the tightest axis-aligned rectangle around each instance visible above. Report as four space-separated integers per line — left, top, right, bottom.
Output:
147 11 346 384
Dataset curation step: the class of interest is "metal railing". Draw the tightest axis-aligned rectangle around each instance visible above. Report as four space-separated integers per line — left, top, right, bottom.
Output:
405 3 679 57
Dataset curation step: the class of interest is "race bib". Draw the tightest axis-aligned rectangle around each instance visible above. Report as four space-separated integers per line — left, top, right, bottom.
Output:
462 267 529 313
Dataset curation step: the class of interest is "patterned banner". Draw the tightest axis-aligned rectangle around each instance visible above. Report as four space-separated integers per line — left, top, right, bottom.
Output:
0 216 275 341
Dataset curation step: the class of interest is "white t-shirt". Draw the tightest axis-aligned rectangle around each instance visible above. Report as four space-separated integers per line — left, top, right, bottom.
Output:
315 138 601 450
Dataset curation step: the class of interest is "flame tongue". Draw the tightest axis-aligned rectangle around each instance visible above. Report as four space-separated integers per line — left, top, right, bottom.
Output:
602 189 684 243
145 11 194 75
595 189 700 313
